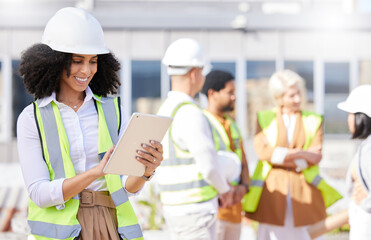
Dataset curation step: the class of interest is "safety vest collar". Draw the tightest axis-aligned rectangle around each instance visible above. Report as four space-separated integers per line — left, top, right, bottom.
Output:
203 110 243 160
258 109 322 150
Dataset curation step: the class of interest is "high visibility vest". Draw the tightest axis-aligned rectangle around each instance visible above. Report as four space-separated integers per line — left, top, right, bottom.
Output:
29 96 143 240
203 110 243 186
158 102 218 205
242 109 342 212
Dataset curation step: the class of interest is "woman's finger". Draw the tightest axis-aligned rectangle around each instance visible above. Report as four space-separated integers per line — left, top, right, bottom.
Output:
140 143 163 162
136 150 161 166
150 140 163 154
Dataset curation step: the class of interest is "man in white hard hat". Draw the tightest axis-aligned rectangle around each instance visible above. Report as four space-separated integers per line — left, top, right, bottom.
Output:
157 38 233 240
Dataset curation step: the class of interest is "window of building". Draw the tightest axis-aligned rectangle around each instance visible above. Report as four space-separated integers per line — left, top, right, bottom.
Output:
284 61 314 102
12 60 33 137
210 61 236 77
131 60 161 114
245 60 276 136
246 60 275 80
324 62 350 134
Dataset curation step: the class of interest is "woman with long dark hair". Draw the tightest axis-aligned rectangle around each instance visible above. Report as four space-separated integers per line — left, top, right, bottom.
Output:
17 7 162 240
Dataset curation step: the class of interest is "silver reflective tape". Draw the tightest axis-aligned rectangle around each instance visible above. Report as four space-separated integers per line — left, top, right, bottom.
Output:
159 179 209 191
28 220 80 239
110 188 129 207
250 180 264 187
311 175 323 187
100 97 118 144
118 224 143 240
39 104 66 179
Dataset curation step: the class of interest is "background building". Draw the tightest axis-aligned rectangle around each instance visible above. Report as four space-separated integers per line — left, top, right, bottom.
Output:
1 0 370 238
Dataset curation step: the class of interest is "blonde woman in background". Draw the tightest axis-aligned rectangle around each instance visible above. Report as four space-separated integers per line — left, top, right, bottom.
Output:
338 85 371 240
244 70 341 240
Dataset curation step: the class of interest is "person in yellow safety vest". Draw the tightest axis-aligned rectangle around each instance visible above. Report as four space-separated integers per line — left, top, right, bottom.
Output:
157 38 234 240
17 7 164 240
337 85 371 240
243 70 342 240
200 70 250 240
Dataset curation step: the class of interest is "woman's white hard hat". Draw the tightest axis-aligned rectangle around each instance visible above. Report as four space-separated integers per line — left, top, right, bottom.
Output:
162 38 206 75
337 84 371 118
41 7 109 55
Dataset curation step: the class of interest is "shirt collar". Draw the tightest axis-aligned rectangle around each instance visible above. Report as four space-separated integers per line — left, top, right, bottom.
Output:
37 86 103 108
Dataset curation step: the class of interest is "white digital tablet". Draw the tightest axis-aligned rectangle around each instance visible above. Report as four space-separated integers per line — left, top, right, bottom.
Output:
103 112 172 176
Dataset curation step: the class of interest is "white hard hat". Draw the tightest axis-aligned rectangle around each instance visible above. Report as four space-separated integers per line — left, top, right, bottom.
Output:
217 151 241 182
162 38 205 75
337 84 371 118
42 7 109 54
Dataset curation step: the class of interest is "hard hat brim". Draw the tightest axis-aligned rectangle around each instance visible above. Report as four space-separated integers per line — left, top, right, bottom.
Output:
43 42 110 55
338 101 371 118
167 66 192 76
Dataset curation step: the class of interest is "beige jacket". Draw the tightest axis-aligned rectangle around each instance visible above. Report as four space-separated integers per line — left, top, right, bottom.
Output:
245 109 326 227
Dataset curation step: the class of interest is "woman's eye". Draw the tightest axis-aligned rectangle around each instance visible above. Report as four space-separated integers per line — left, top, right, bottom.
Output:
72 61 82 64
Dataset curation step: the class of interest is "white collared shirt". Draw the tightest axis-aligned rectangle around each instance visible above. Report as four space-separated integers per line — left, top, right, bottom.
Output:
157 91 230 216
17 87 140 208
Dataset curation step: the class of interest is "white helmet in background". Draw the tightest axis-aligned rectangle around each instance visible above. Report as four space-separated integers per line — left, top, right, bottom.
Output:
162 38 206 75
42 7 109 54
337 84 371 118
217 151 241 183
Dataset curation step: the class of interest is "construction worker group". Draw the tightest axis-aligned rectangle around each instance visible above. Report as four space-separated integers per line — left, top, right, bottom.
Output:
155 37 345 240
19 7 370 240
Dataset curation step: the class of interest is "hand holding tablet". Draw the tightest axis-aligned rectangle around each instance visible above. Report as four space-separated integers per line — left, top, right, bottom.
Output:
103 112 172 176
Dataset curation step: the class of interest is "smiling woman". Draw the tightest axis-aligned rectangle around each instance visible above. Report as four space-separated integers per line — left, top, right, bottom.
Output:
16 7 164 240
244 69 342 240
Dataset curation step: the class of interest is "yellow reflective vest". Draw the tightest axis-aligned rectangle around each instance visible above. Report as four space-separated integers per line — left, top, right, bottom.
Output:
158 102 219 205
29 96 143 240
203 110 243 185
242 109 342 212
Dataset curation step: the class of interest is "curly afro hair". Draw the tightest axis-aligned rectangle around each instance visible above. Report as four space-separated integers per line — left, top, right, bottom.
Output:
19 43 121 99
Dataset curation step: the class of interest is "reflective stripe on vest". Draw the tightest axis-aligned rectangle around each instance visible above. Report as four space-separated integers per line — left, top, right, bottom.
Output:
30 97 143 240
203 110 243 185
158 101 218 205
242 109 342 212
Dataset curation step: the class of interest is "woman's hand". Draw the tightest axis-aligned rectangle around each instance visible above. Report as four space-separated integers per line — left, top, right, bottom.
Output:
92 145 115 178
136 140 164 176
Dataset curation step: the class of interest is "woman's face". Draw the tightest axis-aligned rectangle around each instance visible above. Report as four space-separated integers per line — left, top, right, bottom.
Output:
60 54 98 94
280 83 302 113
347 113 355 134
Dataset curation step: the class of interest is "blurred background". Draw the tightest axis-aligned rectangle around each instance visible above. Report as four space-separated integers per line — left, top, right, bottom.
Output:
1 0 371 239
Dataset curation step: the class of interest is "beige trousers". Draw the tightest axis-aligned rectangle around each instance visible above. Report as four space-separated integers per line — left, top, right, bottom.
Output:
216 219 241 240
